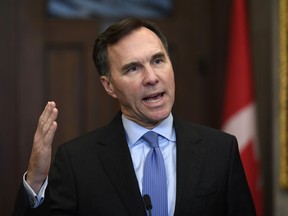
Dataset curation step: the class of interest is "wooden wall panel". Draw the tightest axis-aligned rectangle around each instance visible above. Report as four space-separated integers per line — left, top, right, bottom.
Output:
0 0 45 215
45 45 85 146
44 44 119 149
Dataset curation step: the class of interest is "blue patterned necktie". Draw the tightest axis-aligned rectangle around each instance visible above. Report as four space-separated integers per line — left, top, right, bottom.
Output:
142 131 168 216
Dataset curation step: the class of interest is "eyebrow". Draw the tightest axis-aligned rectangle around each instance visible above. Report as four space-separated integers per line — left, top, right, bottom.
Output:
121 61 139 73
121 52 166 72
152 52 166 60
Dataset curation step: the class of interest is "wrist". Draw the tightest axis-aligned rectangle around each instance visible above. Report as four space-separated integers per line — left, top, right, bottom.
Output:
26 172 47 194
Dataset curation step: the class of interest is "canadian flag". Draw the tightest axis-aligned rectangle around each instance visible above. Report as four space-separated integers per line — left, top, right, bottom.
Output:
221 0 263 215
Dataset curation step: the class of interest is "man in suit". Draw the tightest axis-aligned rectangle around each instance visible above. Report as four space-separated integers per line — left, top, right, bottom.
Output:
14 18 256 215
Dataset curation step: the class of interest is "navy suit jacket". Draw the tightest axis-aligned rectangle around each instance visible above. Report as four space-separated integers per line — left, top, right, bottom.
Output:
13 112 256 215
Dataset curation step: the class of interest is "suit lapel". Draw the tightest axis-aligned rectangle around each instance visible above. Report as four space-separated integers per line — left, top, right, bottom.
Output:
95 114 205 215
96 113 146 216
173 119 204 215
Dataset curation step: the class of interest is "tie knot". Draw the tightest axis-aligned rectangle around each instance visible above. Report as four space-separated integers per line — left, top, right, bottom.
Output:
142 131 159 148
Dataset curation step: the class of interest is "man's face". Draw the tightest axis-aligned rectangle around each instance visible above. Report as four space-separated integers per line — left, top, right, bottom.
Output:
100 27 175 128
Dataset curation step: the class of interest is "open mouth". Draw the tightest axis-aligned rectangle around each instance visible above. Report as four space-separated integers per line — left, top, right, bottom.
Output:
143 92 164 103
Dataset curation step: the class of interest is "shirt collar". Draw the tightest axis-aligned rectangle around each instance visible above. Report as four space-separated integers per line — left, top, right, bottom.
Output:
121 113 176 146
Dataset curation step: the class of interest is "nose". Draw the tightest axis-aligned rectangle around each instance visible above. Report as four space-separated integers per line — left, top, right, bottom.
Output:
143 65 159 86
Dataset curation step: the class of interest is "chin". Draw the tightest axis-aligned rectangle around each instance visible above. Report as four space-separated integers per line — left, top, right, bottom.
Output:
150 111 170 122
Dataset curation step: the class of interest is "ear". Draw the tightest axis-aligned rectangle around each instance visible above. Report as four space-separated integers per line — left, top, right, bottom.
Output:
100 76 117 98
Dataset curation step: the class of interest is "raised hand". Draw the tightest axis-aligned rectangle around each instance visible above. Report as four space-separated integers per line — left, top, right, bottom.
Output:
26 101 58 194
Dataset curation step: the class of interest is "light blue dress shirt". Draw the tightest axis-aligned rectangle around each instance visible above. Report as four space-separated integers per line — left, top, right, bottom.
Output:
122 114 176 216
23 172 47 208
24 113 177 215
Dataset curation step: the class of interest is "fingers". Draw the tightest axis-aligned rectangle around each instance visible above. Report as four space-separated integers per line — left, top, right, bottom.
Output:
45 120 58 145
39 101 55 124
37 101 58 135
43 106 58 132
27 101 58 192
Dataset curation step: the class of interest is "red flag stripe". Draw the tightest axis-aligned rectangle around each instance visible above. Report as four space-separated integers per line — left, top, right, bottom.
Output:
221 0 263 215
222 0 253 123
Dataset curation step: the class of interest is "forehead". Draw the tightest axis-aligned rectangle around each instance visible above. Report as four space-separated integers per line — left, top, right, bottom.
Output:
107 27 166 63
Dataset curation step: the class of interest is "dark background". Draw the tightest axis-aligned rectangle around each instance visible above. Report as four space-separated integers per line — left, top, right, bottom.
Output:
0 0 273 215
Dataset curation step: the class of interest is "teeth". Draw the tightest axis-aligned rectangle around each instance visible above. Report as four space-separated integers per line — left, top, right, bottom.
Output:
144 93 161 102
146 98 160 102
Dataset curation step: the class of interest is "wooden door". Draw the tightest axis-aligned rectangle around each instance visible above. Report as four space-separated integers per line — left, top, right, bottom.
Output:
44 19 119 148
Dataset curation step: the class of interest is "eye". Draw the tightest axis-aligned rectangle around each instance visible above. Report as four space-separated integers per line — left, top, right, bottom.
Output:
126 64 141 73
152 53 165 65
154 58 164 64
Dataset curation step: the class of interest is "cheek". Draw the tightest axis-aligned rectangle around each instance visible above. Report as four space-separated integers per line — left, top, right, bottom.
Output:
127 86 141 102
166 71 175 89
117 84 140 104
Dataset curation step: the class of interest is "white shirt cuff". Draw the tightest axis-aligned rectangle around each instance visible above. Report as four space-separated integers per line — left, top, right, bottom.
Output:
22 171 48 208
